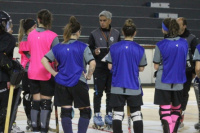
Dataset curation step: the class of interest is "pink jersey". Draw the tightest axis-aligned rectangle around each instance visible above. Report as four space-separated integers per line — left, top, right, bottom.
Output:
27 29 57 80
19 41 29 68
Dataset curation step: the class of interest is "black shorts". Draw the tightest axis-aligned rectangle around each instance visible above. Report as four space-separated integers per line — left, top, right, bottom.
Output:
22 72 31 92
29 76 55 96
109 93 143 108
54 80 90 108
154 89 182 106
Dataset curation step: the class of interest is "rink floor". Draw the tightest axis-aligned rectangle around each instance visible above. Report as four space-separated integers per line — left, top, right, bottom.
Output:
14 87 199 133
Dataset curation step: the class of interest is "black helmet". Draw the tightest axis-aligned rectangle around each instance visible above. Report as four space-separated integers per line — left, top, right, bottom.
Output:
0 11 12 31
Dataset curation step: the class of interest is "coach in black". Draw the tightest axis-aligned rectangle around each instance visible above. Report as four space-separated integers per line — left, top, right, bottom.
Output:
88 10 120 127
177 17 199 127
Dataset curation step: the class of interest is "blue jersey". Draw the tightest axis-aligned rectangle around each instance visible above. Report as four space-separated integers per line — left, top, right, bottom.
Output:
110 40 144 90
196 44 200 53
52 41 87 87
157 38 188 83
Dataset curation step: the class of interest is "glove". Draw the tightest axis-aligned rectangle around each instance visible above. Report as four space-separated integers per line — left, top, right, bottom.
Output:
154 71 157 78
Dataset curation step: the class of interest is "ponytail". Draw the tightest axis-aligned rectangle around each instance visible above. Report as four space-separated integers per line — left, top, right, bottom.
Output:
63 16 81 43
168 19 179 38
18 19 25 43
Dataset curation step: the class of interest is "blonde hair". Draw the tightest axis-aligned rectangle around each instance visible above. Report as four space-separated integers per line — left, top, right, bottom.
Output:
18 19 26 43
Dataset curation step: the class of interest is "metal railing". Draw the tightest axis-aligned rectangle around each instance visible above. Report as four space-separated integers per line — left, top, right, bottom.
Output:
13 34 163 45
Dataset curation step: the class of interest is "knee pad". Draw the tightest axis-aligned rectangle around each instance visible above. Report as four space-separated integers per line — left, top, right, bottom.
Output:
0 107 7 125
32 100 40 111
113 111 124 121
131 111 143 122
61 108 74 119
40 99 52 110
80 108 92 119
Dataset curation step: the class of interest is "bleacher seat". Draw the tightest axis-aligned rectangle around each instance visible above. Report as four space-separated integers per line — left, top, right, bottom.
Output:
146 2 170 8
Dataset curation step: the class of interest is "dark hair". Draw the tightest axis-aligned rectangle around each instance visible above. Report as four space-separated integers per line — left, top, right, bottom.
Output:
18 18 36 43
37 9 52 29
63 16 81 43
122 19 136 37
163 18 179 38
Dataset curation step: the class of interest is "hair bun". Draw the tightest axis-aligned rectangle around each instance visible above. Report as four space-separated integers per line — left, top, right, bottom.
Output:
69 16 77 24
125 19 133 27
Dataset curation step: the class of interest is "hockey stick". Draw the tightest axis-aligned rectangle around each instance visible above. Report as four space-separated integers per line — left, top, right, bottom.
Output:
4 85 15 133
127 106 132 133
55 105 59 133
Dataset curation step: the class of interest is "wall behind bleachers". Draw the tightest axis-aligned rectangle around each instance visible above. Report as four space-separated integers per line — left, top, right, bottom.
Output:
1 0 200 84
1 0 200 43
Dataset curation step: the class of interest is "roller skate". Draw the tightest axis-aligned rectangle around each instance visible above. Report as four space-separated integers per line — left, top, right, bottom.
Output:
11 122 25 133
26 119 32 131
104 112 112 130
92 112 104 130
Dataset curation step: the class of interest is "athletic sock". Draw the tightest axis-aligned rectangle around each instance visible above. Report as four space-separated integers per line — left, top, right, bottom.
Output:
61 117 72 133
133 121 143 133
113 120 122 133
78 117 89 133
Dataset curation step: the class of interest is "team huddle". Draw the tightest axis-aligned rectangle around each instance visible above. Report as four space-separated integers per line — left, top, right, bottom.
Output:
0 8 199 133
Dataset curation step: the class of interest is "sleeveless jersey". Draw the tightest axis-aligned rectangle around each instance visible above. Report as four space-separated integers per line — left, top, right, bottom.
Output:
110 40 144 90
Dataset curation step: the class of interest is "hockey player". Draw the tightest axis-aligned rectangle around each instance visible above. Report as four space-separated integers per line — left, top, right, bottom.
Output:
106 19 147 133
153 18 188 133
18 18 37 131
88 10 120 129
26 9 59 133
41 16 96 133
0 10 16 132
176 17 199 127
193 44 200 130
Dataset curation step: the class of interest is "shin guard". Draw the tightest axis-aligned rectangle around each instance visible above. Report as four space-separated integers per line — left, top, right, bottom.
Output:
40 99 52 132
171 105 181 133
23 92 32 120
160 105 172 133
31 100 40 131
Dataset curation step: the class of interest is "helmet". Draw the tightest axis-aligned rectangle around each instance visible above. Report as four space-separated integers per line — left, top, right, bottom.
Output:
0 11 12 31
